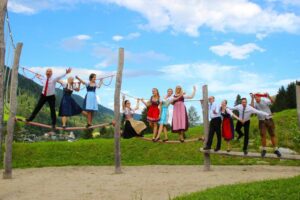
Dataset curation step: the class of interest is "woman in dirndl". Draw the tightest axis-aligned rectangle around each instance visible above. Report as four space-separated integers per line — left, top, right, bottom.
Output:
76 73 103 128
172 85 196 142
122 96 146 138
58 77 87 128
141 88 160 141
220 100 242 152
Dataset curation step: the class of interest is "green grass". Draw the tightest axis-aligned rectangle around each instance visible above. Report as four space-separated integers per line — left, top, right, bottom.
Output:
1 109 300 168
173 175 300 200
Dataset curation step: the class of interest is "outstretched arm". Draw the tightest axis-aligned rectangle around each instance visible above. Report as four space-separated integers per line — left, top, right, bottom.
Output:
184 85 196 99
134 99 140 111
97 78 103 88
75 76 86 85
54 68 72 82
249 106 270 117
141 98 149 107
226 108 243 122
250 93 255 107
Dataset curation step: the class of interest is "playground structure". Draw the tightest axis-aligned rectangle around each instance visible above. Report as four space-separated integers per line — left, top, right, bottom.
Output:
1 0 300 181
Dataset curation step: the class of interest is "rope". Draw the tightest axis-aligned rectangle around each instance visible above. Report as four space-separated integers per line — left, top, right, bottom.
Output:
5 11 16 49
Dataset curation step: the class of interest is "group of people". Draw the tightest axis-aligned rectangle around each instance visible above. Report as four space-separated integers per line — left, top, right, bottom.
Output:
122 86 196 142
204 94 281 158
26 68 282 157
26 68 103 129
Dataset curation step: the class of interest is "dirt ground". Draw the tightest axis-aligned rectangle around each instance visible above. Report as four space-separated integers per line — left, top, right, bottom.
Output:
1 165 300 200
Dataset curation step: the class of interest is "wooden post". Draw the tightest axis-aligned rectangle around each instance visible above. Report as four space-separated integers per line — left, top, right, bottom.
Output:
296 83 300 129
3 43 23 179
0 0 8 162
114 48 124 174
202 85 210 171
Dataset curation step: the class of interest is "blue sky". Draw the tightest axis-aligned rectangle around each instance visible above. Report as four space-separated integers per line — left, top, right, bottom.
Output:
5 0 300 117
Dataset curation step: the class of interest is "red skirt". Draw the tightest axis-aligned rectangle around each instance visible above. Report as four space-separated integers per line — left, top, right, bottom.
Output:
222 117 234 141
147 105 160 122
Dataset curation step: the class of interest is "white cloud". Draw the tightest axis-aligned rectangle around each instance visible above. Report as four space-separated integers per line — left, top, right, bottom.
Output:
112 35 124 42
210 42 265 59
74 34 91 40
61 34 92 51
8 1 35 14
112 32 140 42
93 45 170 68
159 62 299 100
9 0 300 37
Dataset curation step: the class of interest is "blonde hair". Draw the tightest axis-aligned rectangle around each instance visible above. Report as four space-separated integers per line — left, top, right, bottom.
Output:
175 85 183 96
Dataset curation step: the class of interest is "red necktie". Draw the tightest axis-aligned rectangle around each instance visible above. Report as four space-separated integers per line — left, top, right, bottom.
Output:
43 78 49 96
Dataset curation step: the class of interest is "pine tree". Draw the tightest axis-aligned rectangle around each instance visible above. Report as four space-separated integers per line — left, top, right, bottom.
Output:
188 106 200 127
234 94 242 106
272 86 287 112
286 82 296 109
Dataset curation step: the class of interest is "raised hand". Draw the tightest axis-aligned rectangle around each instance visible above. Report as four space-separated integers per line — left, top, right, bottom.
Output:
66 68 72 74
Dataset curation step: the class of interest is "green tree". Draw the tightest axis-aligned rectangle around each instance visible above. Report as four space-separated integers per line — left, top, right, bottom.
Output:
286 82 296 109
234 94 242 106
272 86 287 112
188 106 200 127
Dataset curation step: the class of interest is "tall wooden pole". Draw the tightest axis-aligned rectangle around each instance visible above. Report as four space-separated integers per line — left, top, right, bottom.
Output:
202 85 210 171
296 83 300 130
3 43 23 179
114 48 124 174
0 0 8 162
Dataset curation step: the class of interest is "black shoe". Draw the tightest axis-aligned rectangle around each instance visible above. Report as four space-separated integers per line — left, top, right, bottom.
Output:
203 147 211 151
243 150 248 155
152 138 155 142
226 149 231 152
25 118 31 123
274 150 282 158
214 148 220 152
237 134 244 140
86 124 92 128
162 139 168 142
261 150 267 158
180 139 185 143
154 138 160 142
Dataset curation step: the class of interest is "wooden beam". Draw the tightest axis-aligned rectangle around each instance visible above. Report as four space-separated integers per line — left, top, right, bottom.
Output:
200 149 300 161
3 42 23 179
114 48 124 174
201 85 210 171
0 0 8 164
15 118 111 131
296 84 300 129
136 137 203 144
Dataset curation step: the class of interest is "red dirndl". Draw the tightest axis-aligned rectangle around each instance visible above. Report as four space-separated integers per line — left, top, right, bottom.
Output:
147 98 160 122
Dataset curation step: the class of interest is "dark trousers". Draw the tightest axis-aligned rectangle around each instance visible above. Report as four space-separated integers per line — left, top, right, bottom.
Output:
206 117 222 149
28 94 56 126
235 120 250 151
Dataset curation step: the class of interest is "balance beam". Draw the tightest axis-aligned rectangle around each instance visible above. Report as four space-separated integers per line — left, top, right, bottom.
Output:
200 149 300 161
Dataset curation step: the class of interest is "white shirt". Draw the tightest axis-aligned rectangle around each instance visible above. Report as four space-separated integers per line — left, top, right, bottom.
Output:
41 73 66 96
209 102 221 119
254 99 272 120
232 104 269 121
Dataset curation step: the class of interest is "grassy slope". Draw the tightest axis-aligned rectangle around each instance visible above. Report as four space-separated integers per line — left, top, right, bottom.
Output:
1 109 300 168
173 175 300 200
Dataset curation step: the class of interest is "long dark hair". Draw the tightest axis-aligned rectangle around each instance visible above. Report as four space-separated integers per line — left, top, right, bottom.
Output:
89 73 96 81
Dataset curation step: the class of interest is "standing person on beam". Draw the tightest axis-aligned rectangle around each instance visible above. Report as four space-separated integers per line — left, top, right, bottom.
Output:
232 97 269 155
203 96 222 152
250 93 281 158
26 68 72 130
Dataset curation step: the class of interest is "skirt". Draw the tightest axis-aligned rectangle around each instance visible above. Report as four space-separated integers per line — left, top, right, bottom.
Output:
147 105 160 122
172 101 188 133
83 91 98 111
222 117 234 141
59 94 82 116
123 119 146 139
159 106 169 125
